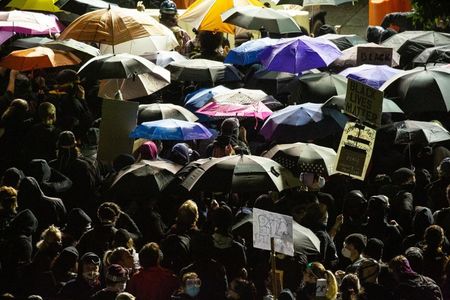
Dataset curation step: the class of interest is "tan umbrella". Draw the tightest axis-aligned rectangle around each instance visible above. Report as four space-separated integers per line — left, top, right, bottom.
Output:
58 6 178 47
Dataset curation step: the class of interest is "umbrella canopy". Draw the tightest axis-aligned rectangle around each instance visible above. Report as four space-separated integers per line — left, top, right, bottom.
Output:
0 10 63 35
196 101 273 120
259 36 342 74
232 214 320 256
212 88 277 105
180 155 301 192
110 159 181 204
0 46 80 71
259 102 344 142
77 53 169 80
6 0 60 12
98 72 171 100
221 6 300 34
319 33 366 51
138 103 198 124
331 42 400 68
339 64 402 89
11 37 53 49
382 31 450 67
58 7 177 46
0 32 15 45
245 68 296 96
387 120 450 145
56 0 117 15
184 85 231 111
413 45 450 65
167 59 243 83
44 38 101 61
179 0 263 34
224 37 279 65
99 35 179 55
323 94 404 114
380 66 450 114
130 119 213 141
283 72 347 104
263 142 337 176
141 51 187 68
277 0 356 5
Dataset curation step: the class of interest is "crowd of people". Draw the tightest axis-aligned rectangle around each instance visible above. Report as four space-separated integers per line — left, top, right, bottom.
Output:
0 0 450 300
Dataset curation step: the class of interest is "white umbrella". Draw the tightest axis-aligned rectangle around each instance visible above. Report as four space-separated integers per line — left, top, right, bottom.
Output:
100 35 179 55
141 51 187 67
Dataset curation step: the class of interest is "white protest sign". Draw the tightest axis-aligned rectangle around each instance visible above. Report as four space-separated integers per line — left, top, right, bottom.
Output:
345 78 384 127
335 122 376 181
253 208 294 257
97 99 139 163
356 46 394 66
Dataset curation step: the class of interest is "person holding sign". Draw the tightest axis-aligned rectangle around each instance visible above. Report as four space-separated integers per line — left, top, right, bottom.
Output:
298 262 338 300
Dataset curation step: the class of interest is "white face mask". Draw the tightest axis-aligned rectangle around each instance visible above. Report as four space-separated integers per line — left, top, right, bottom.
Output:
341 247 352 259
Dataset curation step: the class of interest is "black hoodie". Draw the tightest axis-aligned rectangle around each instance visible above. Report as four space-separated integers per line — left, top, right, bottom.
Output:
17 177 67 233
27 159 73 197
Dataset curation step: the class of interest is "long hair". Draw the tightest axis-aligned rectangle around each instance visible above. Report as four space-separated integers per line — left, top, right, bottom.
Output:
307 262 338 300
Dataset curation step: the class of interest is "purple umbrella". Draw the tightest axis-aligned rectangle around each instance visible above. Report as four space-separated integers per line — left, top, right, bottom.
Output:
129 119 213 141
0 11 63 35
259 36 342 74
339 64 402 89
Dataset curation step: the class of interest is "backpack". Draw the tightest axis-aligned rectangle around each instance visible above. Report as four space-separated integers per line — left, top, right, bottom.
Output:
160 233 191 274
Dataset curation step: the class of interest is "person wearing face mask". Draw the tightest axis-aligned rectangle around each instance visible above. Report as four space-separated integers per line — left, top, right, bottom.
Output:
341 233 367 274
172 272 202 299
58 252 101 300
91 264 129 300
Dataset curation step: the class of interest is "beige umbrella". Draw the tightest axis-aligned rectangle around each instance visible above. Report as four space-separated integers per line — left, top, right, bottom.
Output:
58 6 178 48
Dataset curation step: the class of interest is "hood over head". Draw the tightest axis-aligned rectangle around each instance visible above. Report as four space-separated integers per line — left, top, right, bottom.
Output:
9 209 38 236
27 159 52 183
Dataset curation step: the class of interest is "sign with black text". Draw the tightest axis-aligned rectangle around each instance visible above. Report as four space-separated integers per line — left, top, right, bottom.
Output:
345 79 384 127
335 122 376 180
356 46 393 66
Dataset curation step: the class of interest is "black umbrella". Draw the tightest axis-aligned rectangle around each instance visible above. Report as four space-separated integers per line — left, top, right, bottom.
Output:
180 155 300 193
282 72 347 104
232 214 321 256
413 45 450 65
381 120 450 145
380 66 450 114
382 31 450 67
167 59 243 83
320 33 366 51
245 69 296 97
55 0 117 15
323 94 404 114
138 103 198 124
109 159 182 204
11 37 53 49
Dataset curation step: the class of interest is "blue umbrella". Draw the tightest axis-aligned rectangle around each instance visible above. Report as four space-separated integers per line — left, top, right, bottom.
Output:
339 64 402 89
224 37 279 65
259 36 342 74
184 85 231 111
130 119 213 141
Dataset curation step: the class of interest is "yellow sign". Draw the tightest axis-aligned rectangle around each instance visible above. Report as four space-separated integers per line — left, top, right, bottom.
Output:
335 122 376 180
345 79 384 127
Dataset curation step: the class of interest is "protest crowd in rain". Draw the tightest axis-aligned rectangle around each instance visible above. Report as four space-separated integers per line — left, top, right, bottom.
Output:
0 0 449 299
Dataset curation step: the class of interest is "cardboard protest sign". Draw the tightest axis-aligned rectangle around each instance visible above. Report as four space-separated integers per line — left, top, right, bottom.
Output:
97 99 139 163
356 46 393 66
345 79 384 127
335 122 376 180
253 208 294 257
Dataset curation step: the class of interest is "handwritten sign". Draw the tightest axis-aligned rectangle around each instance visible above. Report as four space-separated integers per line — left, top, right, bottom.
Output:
356 46 393 66
345 79 384 127
335 122 376 180
253 208 294 257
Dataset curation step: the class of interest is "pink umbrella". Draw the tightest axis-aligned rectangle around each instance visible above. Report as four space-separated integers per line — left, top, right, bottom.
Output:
196 101 273 120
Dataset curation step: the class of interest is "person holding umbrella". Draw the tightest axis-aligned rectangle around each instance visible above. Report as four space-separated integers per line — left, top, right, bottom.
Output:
204 118 250 158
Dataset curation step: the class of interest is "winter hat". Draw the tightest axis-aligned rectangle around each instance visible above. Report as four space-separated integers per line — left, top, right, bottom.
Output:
357 258 380 284
114 228 132 247
391 167 415 185
66 208 92 231
345 233 367 253
221 118 239 136
106 264 129 283
363 238 384 261
139 141 158 160
404 247 423 273
57 131 76 149
56 246 79 270
170 143 192 165
27 159 52 182
212 205 233 233
80 252 101 266
113 154 135 172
